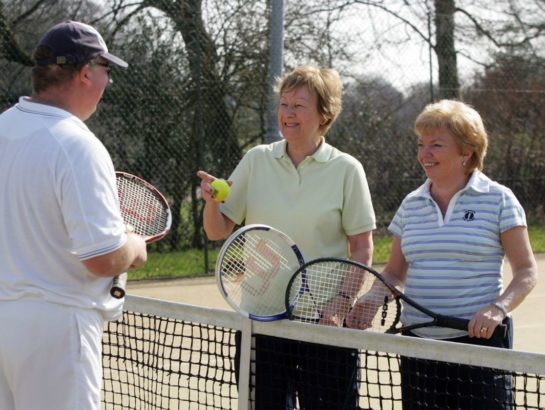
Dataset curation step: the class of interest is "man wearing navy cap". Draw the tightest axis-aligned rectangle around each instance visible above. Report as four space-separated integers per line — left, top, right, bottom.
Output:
0 21 147 409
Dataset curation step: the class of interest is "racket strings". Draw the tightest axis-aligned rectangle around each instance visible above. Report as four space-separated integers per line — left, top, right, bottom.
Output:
117 177 169 236
288 261 399 332
288 262 348 321
223 234 286 293
220 231 300 317
355 271 398 331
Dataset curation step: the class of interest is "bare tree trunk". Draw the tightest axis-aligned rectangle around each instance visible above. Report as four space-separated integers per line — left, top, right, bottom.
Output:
434 0 459 99
151 0 240 170
146 0 242 249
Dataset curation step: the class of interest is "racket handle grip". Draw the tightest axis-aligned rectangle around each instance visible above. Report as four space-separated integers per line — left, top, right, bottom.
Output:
493 323 508 338
110 273 127 299
439 316 508 338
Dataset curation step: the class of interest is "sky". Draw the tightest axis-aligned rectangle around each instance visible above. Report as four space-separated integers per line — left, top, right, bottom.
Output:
326 1 490 94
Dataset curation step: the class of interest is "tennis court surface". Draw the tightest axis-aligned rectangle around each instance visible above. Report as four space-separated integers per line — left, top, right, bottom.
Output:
101 255 545 409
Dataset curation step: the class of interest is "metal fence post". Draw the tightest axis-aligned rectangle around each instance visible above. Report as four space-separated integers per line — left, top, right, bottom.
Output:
264 0 284 144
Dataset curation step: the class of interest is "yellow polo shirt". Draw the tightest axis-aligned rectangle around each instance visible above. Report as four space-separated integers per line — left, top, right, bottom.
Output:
220 139 375 260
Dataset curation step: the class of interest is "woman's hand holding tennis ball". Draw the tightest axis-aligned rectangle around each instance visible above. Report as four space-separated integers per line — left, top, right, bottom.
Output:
196 170 231 202
210 178 231 202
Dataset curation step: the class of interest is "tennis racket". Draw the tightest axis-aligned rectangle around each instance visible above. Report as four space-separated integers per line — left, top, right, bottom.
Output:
285 257 507 337
216 224 305 321
110 172 172 299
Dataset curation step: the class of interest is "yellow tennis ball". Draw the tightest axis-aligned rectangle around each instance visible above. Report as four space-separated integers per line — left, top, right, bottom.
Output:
211 179 230 202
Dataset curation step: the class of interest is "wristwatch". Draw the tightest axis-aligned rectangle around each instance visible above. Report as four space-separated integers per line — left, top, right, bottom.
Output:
491 301 508 317
337 291 356 304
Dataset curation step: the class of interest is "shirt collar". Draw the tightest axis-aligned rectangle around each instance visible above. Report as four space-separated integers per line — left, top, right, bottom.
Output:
465 171 491 193
272 137 333 162
410 170 490 199
17 96 89 131
18 96 72 118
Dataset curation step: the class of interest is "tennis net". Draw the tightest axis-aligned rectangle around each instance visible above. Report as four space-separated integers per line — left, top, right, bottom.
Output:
102 295 545 409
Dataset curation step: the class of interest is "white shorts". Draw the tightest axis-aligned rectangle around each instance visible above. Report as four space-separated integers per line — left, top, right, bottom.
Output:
0 299 104 410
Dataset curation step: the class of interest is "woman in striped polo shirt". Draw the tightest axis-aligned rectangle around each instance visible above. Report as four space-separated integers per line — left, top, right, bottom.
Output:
348 99 537 409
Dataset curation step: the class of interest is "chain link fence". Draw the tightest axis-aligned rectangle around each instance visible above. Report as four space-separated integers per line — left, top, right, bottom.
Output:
2 0 545 277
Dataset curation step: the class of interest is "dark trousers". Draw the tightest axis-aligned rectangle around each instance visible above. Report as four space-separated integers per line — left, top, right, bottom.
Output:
235 332 360 409
400 317 514 410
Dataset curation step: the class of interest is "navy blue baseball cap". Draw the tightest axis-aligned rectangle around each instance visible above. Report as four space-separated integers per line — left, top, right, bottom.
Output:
34 20 128 68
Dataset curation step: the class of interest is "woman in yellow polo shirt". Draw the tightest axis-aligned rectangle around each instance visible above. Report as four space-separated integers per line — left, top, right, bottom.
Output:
198 65 375 409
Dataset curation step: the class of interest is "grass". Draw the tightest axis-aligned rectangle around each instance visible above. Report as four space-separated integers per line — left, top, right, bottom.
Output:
129 248 219 281
129 223 545 283
529 224 545 252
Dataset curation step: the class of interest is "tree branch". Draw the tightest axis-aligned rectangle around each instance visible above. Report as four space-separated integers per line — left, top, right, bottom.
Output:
0 2 33 65
351 0 432 45
12 0 49 26
455 6 542 48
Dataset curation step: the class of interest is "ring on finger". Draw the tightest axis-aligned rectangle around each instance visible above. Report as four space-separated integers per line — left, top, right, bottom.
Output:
480 327 488 333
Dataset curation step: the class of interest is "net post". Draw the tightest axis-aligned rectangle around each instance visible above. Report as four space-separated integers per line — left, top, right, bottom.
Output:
237 318 252 410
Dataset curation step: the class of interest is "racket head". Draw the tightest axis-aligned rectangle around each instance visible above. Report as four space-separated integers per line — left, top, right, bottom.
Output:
285 257 401 331
116 172 172 243
215 224 305 321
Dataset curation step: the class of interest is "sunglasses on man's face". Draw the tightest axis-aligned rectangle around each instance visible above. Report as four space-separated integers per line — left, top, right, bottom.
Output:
90 60 111 77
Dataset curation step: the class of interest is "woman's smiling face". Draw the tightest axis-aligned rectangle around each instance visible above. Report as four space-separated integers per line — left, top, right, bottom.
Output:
277 85 324 146
417 128 470 183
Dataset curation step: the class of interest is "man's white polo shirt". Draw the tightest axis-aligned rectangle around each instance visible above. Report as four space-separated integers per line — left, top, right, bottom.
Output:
0 97 125 319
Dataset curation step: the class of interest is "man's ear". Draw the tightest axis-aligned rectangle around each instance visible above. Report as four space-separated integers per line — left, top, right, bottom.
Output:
79 64 91 84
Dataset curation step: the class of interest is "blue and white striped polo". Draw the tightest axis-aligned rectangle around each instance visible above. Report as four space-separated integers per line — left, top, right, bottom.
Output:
388 171 526 339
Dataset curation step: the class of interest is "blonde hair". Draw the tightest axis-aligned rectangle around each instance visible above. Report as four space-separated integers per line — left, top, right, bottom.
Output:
276 65 342 134
415 99 488 172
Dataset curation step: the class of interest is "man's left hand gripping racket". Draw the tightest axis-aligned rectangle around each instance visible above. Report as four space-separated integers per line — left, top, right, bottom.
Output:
110 172 172 299
216 224 305 321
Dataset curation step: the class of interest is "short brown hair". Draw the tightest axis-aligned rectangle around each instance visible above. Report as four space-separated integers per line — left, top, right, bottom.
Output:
415 99 488 172
276 65 342 135
32 46 83 93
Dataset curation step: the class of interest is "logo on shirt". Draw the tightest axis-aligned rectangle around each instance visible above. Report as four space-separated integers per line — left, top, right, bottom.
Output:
463 210 476 221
